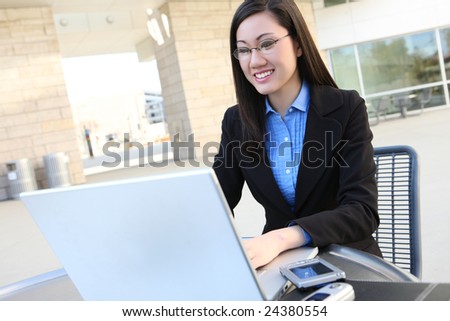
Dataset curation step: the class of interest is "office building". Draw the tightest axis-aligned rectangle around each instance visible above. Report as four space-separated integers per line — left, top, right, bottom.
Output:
315 0 450 120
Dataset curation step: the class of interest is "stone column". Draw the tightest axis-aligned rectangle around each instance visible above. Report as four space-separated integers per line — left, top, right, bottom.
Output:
150 0 322 165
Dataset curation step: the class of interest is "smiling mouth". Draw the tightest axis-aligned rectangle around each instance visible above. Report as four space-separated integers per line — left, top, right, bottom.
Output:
255 70 274 79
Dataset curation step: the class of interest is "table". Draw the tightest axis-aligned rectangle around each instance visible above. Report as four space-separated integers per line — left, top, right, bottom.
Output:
281 245 450 301
1 244 449 301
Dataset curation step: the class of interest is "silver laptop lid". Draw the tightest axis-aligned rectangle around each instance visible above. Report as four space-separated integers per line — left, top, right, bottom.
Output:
21 168 265 300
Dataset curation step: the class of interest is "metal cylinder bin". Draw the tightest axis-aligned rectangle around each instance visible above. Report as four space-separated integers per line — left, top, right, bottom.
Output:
6 158 38 199
44 152 72 188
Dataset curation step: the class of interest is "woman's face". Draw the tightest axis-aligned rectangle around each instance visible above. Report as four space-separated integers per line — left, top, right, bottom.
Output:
236 11 302 106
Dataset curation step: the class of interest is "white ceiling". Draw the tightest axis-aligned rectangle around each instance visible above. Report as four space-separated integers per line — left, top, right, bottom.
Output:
0 0 166 58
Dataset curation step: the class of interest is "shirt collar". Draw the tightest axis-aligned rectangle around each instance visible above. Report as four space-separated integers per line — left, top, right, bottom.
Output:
265 80 310 115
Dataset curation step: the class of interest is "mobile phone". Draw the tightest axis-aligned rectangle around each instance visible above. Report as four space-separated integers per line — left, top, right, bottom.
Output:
279 257 346 289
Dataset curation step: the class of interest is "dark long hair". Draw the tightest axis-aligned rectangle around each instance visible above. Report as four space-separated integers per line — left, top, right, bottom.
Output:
230 0 337 142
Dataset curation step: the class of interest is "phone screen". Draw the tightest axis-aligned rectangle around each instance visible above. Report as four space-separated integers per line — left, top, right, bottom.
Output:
289 262 333 279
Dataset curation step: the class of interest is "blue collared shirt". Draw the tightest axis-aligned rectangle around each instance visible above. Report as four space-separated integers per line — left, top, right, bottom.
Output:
265 81 311 244
265 81 310 210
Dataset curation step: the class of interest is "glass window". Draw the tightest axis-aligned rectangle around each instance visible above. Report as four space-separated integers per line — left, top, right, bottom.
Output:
324 0 346 7
366 95 395 123
410 86 446 110
366 85 445 121
440 27 450 80
329 46 361 93
358 31 441 95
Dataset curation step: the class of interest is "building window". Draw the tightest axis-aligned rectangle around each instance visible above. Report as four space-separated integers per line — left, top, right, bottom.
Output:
440 27 450 80
329 28 449 119
324 0 346 7
329 46 361 93
358 31 440 95
323 0 358 7
365 85 446 120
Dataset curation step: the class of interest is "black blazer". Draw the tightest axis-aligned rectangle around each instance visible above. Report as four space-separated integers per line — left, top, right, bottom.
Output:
213 85 382 256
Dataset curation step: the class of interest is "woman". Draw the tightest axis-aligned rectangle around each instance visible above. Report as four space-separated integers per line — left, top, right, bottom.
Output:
213 0 381 269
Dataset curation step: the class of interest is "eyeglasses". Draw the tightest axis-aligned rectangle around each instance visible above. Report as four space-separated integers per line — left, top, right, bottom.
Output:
233 34 291 60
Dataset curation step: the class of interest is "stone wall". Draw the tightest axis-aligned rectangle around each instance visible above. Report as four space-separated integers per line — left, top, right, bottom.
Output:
0 6 85 200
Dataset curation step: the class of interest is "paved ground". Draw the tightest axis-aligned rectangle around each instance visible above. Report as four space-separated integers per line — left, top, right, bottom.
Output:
370 107 450 283
0 106 449 288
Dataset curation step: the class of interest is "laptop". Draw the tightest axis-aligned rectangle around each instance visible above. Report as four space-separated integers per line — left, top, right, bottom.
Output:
20 168 317 301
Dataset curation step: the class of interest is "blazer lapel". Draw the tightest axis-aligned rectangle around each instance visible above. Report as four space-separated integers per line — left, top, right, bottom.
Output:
294 87 344 212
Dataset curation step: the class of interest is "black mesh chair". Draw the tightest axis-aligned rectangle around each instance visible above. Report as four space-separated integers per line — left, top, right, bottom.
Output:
372 145 422 278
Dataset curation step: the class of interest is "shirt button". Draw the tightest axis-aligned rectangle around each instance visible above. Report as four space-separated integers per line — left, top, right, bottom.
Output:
284 137 289 142
289 108 293 113
286 169 291 174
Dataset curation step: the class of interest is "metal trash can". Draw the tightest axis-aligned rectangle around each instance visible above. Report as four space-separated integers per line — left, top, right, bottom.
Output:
6 158 38 199
44 152 72 188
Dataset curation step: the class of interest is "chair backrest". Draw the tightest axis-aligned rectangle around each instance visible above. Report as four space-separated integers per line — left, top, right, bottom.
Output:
372 145 422 278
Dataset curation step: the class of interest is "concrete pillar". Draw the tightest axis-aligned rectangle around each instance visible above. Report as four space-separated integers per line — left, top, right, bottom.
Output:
149 0 321 164
149 1 237 164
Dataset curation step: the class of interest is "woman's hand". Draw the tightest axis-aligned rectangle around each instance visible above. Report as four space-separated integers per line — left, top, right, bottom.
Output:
242 225 307 269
